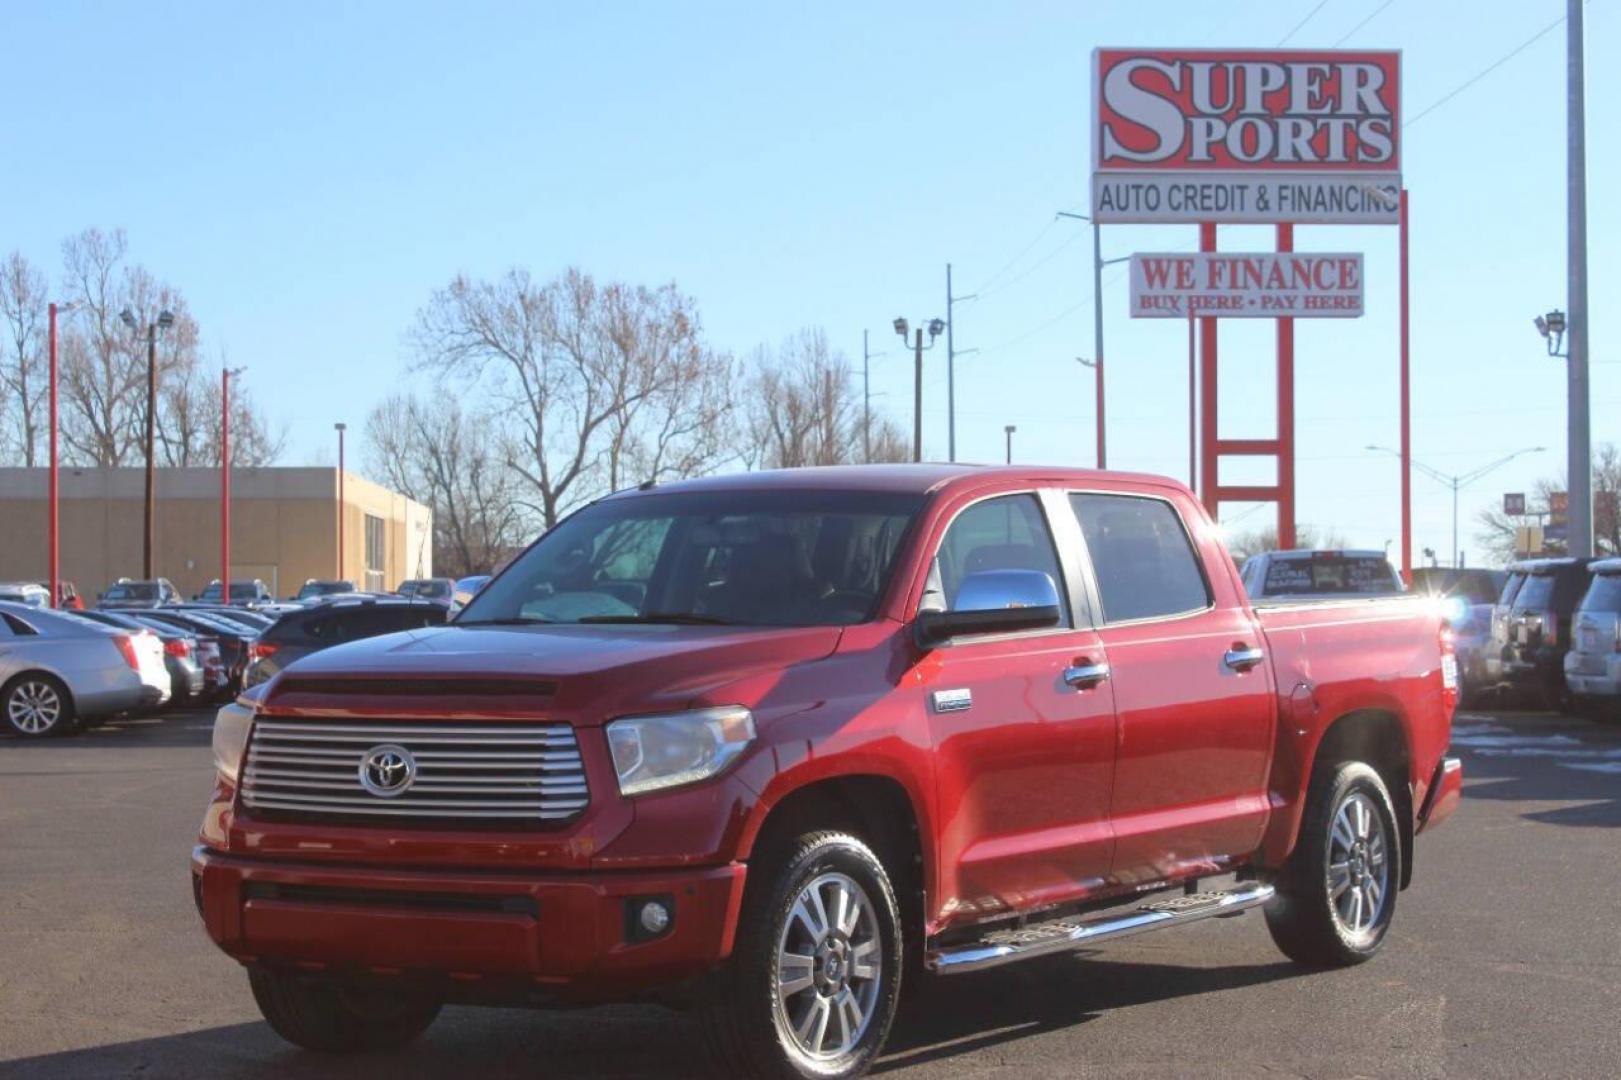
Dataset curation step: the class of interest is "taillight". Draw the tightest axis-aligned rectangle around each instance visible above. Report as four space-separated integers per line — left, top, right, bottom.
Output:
1439 621 1459 711
112 634 141 672
1544 612 1560 641
1613 621 1621 654
164 637 193 658
248 641 278 663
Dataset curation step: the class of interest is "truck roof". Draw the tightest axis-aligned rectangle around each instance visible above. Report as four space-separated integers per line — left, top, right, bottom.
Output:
605 463 1182 499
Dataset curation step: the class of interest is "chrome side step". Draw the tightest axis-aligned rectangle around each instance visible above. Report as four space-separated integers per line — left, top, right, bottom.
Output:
925 882 1275 975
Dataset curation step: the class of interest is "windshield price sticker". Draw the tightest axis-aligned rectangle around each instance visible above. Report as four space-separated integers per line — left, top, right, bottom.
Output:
1129 252 1364 318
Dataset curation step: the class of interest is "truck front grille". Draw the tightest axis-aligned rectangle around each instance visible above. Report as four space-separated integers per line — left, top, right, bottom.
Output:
240 720 589 825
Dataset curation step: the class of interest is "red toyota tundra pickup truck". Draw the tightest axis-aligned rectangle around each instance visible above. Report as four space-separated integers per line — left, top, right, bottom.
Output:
194 465 1462 1078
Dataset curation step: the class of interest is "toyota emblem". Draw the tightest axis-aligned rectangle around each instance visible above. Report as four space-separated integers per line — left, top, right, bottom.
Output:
359 743 417 798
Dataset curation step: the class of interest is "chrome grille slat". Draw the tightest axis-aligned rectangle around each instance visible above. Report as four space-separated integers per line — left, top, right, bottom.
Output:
241 719 589 826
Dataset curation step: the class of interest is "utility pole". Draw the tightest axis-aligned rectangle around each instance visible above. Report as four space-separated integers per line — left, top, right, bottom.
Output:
945 264 977 463
1004 425 1016 464
222 367 245 602
1567 0 1592 557
1057 211 1126 469
893 317 943 463
335 422 347 580
862 330 873 463
121 308 173 579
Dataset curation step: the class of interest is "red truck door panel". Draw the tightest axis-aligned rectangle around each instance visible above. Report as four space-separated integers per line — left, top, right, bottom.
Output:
1063 490 1275 888
916 492 1118 925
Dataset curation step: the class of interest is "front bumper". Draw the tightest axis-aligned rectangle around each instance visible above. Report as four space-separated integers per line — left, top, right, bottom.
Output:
191 846 747 1001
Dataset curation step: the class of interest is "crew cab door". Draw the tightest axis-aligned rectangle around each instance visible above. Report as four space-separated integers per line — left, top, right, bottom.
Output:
1060 488 1275 887
914 491 1118 927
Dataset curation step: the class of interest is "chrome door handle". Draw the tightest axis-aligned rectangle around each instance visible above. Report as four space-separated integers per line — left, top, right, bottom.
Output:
1224 646 1265 671
1064 662 1110 688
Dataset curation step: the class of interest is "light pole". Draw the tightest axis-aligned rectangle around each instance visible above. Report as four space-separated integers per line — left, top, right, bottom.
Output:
861 330 888 463
893 317 944 462
1004 425 1016 464
1057 211 1130 468
120 307 175 579
945 264 977 462
46 301 75 607
1565 0 1592 558
1366 445 1545 568
221 366 246 602
335 422 347 581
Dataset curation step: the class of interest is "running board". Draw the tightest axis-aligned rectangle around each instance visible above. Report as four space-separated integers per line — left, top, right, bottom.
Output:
925 882 1275 975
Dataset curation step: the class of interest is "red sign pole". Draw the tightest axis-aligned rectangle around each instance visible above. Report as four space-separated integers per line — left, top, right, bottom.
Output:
221 369 231 604
1276 223 1297 550
1399 189 1412 583
47 302 60 608
1187 305 1196 491
1198 223 1218 514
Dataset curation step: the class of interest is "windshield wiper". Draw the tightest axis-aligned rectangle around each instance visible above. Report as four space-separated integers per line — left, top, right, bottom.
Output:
456 615 556 626
577 612 734 626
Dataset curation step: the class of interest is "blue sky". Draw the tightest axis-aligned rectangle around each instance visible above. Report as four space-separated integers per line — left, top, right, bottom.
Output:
2 1 1614 564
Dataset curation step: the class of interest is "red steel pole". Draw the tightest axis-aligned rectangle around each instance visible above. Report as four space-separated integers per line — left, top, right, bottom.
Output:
336 424 346 580
1187 306 1196 491
1198 223 1218 515
1399 189 1412 583
1277 223 1297 550
48 303 59 608
221 369 231 604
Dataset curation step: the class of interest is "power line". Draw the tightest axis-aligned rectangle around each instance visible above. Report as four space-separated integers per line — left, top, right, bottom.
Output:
969 218 1058 296
1406 13 1566 128
1332 0 1399 45
976 230 1083 301
1276 0 1334 46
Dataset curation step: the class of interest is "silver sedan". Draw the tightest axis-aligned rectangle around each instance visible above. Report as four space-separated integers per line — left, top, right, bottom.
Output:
0 602 170 737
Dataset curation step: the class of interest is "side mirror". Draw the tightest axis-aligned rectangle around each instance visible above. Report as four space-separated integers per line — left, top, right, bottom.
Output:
916 569 1062 646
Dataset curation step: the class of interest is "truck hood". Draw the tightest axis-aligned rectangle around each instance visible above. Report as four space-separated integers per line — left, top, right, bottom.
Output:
258 623 845 723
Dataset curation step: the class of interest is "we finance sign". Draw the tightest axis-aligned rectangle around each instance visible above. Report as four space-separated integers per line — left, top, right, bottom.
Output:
1129 252 1365 318
1092 49 1400 224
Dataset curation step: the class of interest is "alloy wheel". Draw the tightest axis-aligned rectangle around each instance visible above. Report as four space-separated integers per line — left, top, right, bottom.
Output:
1326 790 1389 939
7 680 63 735
773 871 883 1061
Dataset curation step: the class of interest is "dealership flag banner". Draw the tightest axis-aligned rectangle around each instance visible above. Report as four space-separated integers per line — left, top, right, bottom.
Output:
1092 49 1401 224
1129 252 1365 318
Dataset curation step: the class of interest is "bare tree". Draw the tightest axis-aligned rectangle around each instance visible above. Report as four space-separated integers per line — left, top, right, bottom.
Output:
1474 444 1621 563
364 394 528 577
0 252 48 466
1223 522 1351 563
156 353 285 467
410 267 736 528
745 329 910 469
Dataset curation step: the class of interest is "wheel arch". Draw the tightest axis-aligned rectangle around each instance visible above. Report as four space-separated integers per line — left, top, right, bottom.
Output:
1 668 78 725
1309 708 1414 889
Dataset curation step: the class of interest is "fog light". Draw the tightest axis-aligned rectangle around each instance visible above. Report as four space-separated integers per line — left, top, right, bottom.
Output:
639 901 671 935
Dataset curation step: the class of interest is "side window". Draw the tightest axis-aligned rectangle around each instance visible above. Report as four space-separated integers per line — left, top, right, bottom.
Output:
1072 493 1211 623
929 494 1069 626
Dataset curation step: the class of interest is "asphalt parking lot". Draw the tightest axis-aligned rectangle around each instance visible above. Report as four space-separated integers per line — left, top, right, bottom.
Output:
2 706 1618 1079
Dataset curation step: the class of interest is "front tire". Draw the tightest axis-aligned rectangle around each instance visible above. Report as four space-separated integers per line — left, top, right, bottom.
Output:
700 831 902 1079
247 967 442 1053
1266 761 1400 968
4 674 75 737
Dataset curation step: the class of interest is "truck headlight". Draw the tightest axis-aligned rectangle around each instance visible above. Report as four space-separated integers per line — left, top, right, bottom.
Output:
605 706 755 797
211 700 255 783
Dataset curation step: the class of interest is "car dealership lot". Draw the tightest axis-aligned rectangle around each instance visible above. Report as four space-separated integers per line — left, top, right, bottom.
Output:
2 708 1617 1079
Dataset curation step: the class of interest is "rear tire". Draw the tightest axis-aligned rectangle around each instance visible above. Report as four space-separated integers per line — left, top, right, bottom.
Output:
699 831 902 1079
247 967 442 1053
1266 761 1400 968
3 674 76 737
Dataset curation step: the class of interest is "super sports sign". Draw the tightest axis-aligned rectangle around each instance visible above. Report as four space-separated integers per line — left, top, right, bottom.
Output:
1091 49 1401 224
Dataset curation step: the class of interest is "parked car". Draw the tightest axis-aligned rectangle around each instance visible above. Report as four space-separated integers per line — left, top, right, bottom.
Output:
243 596 450 688
450 574 491 612
0 582 51 608
395 577 455 603
1448 602 1495 707
1239 549 1405 601
195 579 274 606
1563 557 1621 723
1499 557 1595 710
290 579 355 603
54 581 87 610
99 577 181 609
1 601 168 736
195 465 1460 1075
75 610 208 706
1409 567 1508 613
1483 562 1530 687
140 609 259 693
175 605 276 632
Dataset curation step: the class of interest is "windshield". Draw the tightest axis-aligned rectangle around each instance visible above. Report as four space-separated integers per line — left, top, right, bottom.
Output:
401 580 451 598
1515 573 1555 610
104 583 158 601
1261 555 1398 596
1580 574 1621 614
460 490 924 628
297 582 348 599
1499 572 1526 607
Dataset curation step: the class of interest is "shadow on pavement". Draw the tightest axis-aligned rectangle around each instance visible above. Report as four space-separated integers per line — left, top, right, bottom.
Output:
1451 710 1621 827
0 706 216 752
1 957 1303 1079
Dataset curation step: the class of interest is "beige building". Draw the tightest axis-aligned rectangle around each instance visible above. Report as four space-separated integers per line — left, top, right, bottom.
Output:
0 467 432 601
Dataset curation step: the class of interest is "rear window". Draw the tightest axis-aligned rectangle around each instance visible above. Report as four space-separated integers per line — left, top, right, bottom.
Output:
104 583 158 601
1580 574 1621 614
1262 555 1398 596
1498 571 1526 606
1515 573 1555 610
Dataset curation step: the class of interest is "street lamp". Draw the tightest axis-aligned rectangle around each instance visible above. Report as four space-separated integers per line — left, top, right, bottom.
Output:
1534 308 1568 358
221 366 246 603
894 316 944 462
1366 445 1545 568
120 307 175 578
1004 425 1017 464
45 300 78 607
1057 211 1131 468
335 422 348 580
